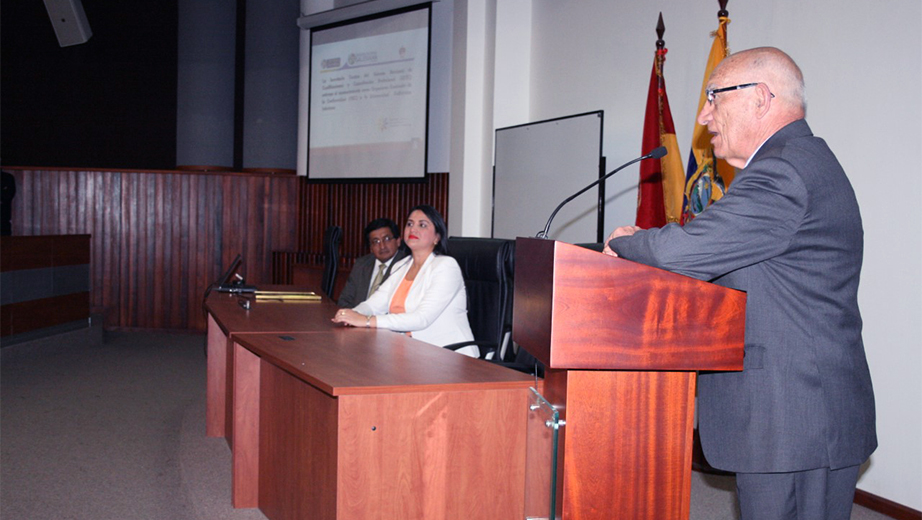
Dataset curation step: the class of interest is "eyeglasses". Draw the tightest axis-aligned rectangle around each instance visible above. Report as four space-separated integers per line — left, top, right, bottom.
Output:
705 83 774 104
370 236 395 246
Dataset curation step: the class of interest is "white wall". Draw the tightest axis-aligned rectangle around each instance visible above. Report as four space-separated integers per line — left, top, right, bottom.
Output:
448 0 496 236
297 0 921 508
480 0 921 509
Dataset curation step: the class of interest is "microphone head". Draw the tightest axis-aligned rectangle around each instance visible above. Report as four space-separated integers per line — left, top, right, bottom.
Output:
648 146 668 159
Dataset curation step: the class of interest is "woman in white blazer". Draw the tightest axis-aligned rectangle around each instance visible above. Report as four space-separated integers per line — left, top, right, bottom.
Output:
332 205 476 356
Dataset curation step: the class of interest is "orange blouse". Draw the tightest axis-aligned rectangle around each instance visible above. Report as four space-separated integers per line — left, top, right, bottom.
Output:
388 277 415 335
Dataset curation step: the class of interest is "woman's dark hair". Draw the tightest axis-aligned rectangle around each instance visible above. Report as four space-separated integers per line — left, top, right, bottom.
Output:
406 204 448 255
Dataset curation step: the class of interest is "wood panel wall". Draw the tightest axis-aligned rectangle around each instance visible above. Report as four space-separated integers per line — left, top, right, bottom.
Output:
7 168 299 331
5 168 449 331
271 173 450 284
296 174 450 264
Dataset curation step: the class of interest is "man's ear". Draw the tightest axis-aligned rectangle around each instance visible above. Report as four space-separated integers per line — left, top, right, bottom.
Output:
755 83 773 117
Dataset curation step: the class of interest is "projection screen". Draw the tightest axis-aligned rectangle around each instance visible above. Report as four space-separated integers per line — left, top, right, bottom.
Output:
308 5 430 181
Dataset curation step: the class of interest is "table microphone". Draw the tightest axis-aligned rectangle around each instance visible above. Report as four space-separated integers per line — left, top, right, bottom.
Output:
536 146 667 239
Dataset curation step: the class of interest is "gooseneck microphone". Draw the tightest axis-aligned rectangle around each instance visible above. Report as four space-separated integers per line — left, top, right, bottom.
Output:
536 146 668 239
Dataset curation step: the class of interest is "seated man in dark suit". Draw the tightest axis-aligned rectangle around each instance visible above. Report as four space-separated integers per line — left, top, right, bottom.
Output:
337 218 407 308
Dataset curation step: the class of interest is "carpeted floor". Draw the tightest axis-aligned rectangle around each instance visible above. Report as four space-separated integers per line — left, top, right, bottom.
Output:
0 330 890 520
1 330 266 520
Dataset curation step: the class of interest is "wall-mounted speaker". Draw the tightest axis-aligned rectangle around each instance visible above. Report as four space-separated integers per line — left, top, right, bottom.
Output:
42 0 93 47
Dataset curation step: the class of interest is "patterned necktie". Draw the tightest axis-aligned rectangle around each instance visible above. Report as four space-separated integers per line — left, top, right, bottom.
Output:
368 262 387 298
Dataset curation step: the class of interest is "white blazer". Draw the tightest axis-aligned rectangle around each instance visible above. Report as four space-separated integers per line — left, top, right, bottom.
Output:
353 253 476 356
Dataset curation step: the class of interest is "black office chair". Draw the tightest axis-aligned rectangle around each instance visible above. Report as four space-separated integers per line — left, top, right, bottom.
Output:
321 225 343 298
498 340 544 378
489 242 601 375
443 237 515 360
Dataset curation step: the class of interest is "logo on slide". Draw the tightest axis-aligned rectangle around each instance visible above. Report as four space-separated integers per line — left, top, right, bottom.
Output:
348 52 378 67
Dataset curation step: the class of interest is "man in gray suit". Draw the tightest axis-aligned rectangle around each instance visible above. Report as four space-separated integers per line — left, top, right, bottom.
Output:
338 218 407 308
605 47 876 519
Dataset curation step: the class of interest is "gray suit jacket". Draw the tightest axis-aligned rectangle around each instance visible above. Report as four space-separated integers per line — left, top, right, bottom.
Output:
337 250 407 308
611 120 876 473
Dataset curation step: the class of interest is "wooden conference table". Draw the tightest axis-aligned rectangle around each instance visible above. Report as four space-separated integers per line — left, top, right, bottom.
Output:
204 288 539 520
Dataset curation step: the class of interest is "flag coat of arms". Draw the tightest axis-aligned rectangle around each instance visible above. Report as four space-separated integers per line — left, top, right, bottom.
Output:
684 15 734 223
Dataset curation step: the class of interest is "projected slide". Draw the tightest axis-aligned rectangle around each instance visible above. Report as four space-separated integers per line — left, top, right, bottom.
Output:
309 7 429 180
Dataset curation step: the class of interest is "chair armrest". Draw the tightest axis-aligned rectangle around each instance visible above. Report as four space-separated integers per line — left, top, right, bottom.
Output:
442 340 497 360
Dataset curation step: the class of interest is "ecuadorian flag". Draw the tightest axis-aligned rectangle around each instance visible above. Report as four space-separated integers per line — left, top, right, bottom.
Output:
635 46 684 228
683 16 734 223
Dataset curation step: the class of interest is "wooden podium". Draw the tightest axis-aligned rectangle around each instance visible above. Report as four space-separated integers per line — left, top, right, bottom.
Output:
513 238 746 520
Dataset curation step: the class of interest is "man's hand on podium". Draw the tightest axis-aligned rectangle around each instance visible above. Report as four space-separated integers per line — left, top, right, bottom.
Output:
603 226 641 257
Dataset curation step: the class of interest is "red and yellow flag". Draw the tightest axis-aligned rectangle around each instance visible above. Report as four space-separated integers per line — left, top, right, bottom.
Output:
635 44 684 228
683 15 734 223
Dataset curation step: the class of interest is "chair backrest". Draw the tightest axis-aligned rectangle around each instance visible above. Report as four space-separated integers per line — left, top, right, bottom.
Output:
447 237 515 359
321 225 343 298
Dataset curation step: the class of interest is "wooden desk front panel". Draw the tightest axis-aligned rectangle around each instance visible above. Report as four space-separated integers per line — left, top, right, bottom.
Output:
212 316 537 518
205 314 228 438
257 357 529 520
336 388 528 520
259 356 339 520
204 290 339 443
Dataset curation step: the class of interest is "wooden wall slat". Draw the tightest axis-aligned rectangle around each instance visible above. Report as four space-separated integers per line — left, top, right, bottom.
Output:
6 169 448 331
294 174 449 271
8 169 300 331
